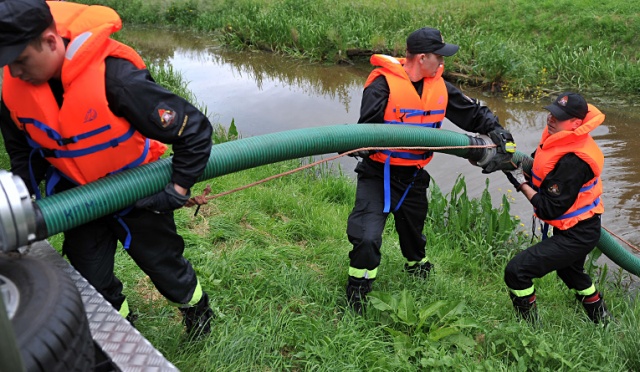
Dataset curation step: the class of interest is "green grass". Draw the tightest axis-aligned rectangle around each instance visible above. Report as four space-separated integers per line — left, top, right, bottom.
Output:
74 0 640 98
2 14 640 369
120 54 639 370
117 165 640 371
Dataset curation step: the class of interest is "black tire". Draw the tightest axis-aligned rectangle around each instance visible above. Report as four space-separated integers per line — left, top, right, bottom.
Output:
0 255 95 372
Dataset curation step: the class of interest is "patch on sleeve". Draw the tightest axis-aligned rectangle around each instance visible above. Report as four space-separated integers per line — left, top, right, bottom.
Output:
547 183 561 196
151 102 181 130
158 109 176 127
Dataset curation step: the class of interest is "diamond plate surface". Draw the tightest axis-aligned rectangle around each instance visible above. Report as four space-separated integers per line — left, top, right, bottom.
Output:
28 241 179 371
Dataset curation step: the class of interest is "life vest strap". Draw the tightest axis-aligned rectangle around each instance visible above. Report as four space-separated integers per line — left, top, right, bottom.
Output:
380 150 432 160
56 125 112 146
393 108 445 118
37 126 137 159
107 138 150 175
114 206 135 249
28 148 44 200
382 155 420 213
556 197 601 220
19 117 112 146
384 120 442 128
579 178 598 192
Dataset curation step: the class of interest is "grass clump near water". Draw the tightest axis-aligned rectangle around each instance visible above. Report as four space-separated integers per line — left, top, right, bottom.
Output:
75 0 640 98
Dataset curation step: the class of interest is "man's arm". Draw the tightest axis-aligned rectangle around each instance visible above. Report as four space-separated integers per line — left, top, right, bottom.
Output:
444 81 502 134
520 153 594 220
444 81 516 172
358 75 389 124
104 57 213 191
0 99 49 194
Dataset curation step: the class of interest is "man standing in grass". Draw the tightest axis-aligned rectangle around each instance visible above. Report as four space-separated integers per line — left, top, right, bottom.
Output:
503 92 611 325
0 0 214 336
345 27 516 314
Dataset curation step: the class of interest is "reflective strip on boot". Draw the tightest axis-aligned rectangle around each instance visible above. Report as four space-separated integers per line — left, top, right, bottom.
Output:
118 298 130 318
405 258 433 277
348 267 378 280
170 279 204 308
509 286 535 298
406 257 431 267
575 284 597 298
508 288 539 324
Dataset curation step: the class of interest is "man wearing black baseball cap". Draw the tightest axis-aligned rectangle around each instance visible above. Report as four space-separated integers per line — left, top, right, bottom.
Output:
544 91 588 121
0 0 53 67
1 0 216 338
502 92 612 325
343 26 516 314
405 27 459 57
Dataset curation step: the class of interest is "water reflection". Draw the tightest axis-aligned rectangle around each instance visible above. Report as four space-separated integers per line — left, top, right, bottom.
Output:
120 26 640 250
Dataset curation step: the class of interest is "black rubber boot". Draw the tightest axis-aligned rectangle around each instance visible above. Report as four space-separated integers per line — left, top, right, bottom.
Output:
346 277 373 315
577 292 612 325
404 261 433 278
179 292 214 338
509 292 539 325
125 312 138 328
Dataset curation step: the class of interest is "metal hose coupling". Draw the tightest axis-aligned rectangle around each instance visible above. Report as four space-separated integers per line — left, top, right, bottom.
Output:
465 134 496 168
0 170 40 253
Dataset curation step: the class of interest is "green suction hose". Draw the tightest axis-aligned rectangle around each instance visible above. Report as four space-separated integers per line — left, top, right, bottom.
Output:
33 124 639 275
35 124 473 235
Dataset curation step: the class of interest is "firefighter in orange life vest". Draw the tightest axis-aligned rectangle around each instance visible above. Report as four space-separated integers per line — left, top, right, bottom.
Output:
0 0 213 336
345 27 516 314
503 92 612 324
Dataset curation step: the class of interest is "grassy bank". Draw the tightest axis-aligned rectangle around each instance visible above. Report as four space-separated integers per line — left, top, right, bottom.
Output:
2 6 639 369
75 0 640 98
125 165 640 371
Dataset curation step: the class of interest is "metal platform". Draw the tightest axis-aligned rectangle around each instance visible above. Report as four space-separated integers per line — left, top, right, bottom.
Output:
28 241 179 372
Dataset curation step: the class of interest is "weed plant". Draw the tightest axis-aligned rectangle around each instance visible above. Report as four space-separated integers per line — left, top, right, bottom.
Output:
74 0 640 98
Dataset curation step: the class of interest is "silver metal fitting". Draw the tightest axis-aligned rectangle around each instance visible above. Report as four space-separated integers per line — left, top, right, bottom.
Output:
0 171 37 253
472 134 496 168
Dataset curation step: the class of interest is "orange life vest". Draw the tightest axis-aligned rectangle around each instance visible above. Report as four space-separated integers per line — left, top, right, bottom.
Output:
365 54 448 168
1 1 167 187
531 104 605 230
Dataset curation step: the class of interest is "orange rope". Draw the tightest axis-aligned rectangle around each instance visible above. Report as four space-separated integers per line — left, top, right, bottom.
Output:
197 145 493 202
190 144 639 251
602 225 640 253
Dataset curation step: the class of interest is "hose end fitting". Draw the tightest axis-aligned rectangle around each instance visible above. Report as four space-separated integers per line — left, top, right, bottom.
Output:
0 171 38 253
466 134 496 168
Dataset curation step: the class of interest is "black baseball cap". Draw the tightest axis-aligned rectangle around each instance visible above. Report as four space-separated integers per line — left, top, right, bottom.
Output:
544 92 588 121
0 0 53 67
406 27 459 57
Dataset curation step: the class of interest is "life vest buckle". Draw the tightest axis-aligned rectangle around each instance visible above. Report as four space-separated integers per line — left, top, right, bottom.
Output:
39 148 57 158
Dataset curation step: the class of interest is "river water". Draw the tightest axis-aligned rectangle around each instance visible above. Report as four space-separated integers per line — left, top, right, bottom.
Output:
122 28 640 259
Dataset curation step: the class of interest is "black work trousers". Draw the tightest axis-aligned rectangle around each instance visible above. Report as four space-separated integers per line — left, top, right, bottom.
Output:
504 214 601 292
62 207 198 310
347 158 430 272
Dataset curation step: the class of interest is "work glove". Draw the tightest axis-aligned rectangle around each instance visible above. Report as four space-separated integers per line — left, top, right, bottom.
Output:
482 128 516 173
503 162 527 191
347 150 372 158
135 183 190 214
